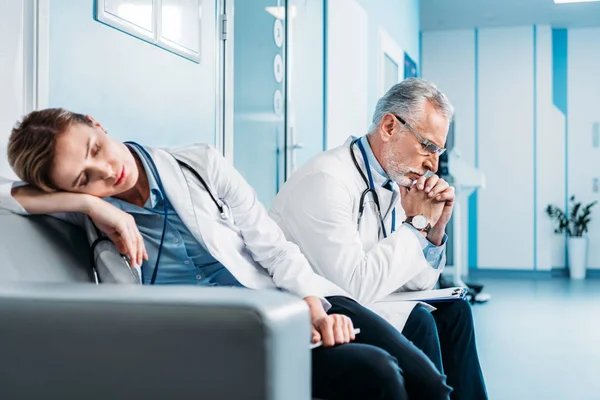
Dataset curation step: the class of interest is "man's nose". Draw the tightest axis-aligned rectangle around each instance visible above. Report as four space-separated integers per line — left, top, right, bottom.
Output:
426 153 439 173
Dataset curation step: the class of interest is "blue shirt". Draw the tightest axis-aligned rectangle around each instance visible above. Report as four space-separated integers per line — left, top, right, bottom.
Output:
105 145 243 286
359 136 446 269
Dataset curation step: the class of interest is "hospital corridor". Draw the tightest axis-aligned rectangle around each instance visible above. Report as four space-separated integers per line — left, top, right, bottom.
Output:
1 0 600 399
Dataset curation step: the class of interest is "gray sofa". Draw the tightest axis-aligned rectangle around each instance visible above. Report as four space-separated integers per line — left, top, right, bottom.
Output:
0 211 312 400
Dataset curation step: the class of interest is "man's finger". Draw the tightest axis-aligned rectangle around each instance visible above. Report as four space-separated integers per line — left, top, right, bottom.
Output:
416 175 428 190
424 174 440 192
429 181 449 198
436 188 455 202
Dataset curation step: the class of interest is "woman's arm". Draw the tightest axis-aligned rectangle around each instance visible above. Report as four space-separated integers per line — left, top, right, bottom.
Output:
9 185 147 266
11 185 98 215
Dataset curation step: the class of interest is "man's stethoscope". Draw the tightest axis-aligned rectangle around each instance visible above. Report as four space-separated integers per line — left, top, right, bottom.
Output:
350 138 396 238
123 142 230 284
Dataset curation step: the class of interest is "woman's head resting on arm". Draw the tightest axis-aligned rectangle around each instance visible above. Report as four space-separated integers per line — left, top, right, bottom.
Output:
8 108 141 199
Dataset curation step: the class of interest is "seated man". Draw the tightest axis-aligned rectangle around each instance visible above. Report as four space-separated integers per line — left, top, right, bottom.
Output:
1 108 453 400
270 78 487 400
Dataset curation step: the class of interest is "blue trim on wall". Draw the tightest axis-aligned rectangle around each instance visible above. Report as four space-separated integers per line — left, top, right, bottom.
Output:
552 28 569 265
470 268 600 280
533 25 538 271
322 0 328 151
419 31 423 77
552 29 568 115
468 28 479 270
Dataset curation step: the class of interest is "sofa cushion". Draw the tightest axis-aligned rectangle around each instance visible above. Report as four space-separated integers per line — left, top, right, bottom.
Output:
0 211 93 283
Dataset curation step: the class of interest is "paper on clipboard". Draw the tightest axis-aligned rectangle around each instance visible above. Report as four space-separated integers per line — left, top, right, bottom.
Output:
379 287 468 303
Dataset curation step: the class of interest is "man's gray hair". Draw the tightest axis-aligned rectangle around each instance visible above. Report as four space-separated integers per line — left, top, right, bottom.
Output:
368 78 454 133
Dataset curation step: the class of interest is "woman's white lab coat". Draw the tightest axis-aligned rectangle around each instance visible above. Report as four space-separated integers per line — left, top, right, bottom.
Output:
269 137 445 331
0 144 349 303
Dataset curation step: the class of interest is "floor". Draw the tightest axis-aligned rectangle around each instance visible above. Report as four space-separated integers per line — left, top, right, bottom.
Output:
471 277 600 400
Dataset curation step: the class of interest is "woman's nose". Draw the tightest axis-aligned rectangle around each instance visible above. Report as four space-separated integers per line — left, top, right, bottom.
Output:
91 163 114 181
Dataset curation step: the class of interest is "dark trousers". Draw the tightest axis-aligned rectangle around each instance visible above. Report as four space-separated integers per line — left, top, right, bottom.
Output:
402 300 488 400
312 296 452 400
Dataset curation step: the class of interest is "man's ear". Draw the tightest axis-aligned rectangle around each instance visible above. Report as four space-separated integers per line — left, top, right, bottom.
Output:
86 115 107 134
379 114 396 143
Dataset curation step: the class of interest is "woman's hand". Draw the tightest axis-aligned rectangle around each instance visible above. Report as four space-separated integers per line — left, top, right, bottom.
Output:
311 313 356 347
88 199 148 267
304 296 356 347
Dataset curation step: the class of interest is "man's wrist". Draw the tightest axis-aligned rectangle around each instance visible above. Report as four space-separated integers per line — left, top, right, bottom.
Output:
427 225 446 246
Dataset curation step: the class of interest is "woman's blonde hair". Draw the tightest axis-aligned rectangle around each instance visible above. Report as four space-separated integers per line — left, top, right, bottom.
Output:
7 108 92 191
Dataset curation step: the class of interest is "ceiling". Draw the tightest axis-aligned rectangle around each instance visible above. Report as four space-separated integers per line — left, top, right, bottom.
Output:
421 0 600 31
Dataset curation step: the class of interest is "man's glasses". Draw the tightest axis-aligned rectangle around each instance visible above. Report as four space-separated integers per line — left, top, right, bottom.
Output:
392 114 446 156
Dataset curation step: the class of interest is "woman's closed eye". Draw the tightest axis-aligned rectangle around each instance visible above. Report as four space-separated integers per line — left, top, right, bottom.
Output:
79 173 89 187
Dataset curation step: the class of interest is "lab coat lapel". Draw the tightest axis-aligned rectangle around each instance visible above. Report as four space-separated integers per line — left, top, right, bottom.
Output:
147 147 206 245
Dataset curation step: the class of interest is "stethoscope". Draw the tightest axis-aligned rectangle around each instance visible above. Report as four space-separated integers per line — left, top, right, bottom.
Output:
124 142 228 284
350 137 396 238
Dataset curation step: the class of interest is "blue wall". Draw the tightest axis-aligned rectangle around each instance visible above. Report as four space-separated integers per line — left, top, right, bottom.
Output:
48 0 217 147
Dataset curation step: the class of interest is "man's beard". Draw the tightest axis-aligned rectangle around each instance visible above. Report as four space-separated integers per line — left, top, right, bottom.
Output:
382 146 428 188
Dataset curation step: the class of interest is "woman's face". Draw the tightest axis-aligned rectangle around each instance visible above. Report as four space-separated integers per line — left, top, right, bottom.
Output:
49 118 139 198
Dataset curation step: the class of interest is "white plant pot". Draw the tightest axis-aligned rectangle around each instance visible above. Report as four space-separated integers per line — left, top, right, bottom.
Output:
567 237 588 280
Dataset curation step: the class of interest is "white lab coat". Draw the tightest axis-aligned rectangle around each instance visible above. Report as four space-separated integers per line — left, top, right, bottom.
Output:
0 143 349 303
270 137 445 331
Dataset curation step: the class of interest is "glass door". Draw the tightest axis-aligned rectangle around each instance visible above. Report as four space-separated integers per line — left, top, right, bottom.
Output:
231 0 287 207
285 0 325 175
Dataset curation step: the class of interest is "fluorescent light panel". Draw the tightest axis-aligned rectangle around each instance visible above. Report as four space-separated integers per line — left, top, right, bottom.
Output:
554 0 600 4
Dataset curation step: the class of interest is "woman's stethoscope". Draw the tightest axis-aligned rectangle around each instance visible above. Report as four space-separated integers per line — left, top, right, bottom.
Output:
124 142 229 284
350 138 396 239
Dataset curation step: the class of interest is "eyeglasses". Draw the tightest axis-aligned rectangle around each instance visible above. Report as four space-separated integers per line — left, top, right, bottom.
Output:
392 114 446 156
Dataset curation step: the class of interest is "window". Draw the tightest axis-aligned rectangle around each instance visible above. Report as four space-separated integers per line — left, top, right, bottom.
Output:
378 28 404 96
95 0 201 62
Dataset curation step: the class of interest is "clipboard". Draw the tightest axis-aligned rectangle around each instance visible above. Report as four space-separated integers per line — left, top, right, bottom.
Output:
379 287 468 303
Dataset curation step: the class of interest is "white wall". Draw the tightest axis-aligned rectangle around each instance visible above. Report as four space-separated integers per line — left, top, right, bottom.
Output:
422 30 476 166
48 0 217 147
568 27 600 269
422 25 572 271
423 24 600 270
0 0 26 179
477 26 535 269
422 29 476 271
326 0 420 149
326 0 369 149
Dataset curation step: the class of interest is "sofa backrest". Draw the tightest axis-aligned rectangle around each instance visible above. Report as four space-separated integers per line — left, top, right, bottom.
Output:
0 211 93 283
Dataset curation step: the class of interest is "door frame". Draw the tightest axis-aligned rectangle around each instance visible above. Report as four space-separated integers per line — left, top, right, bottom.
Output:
20 0 50 113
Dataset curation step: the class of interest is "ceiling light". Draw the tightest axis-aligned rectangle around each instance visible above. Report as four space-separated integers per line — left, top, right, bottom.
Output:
554 0 600 4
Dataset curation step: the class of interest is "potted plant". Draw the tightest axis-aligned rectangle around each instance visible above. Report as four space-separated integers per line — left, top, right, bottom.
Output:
546 196 597 279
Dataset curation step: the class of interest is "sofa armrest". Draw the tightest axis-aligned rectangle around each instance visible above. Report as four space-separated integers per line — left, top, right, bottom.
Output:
0 284 311 400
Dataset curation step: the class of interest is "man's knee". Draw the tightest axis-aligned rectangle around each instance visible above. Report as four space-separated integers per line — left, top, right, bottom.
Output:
409 305 438 332
353 345 407 398
446 299 475 327
405 305 440 346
